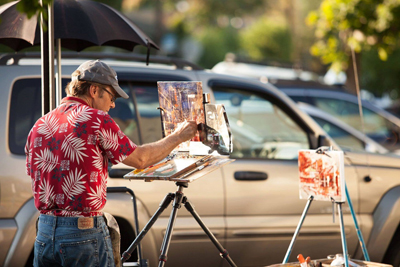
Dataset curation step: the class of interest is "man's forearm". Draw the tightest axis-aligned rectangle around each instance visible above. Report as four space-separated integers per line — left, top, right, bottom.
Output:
122 133 182 169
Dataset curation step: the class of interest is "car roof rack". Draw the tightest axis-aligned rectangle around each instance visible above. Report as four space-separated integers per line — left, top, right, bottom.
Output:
0 51 203 70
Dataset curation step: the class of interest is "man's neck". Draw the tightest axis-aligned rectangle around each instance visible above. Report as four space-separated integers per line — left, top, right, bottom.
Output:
63 95 92 107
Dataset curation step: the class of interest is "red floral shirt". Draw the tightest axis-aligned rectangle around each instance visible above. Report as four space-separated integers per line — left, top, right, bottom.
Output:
25 97 137 217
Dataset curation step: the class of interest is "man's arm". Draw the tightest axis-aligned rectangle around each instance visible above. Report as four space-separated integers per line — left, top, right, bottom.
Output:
122 121 197 169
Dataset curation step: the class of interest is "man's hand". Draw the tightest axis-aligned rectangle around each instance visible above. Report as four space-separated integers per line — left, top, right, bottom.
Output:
122 121 199 169
173 120 198 142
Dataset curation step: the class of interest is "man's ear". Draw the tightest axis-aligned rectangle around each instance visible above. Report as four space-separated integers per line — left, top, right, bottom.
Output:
88 85 98 98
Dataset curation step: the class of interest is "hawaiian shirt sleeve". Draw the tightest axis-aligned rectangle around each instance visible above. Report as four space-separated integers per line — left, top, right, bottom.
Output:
99 113 137 165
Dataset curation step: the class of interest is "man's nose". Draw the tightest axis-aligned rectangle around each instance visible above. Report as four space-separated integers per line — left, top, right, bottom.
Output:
110 102 115 109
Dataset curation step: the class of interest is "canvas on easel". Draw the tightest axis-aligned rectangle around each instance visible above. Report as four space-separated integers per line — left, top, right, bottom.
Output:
283 148 351 265
157 81 232 156
124 81 233 182
298 149 345 202
157 81 205 151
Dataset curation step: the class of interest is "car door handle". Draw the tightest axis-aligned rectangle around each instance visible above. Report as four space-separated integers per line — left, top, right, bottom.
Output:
234 171 268 181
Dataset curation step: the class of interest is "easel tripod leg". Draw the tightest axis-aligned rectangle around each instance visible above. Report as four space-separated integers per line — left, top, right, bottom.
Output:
184 197 237 267
158 187 185 267
121 193 175 263
282 195 314 263
345 185 370 261
337 202 349 267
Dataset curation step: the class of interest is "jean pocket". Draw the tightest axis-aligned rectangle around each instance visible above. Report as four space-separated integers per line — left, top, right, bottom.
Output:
34 239 45 267
60 239 99 267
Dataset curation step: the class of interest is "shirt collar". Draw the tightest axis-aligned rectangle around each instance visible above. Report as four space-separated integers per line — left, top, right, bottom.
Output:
61 96 89 106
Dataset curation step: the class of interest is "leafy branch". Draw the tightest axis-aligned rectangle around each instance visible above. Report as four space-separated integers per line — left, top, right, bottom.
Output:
306 0 400 72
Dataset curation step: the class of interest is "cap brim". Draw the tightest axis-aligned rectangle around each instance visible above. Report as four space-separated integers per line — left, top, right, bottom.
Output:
113 85 129 99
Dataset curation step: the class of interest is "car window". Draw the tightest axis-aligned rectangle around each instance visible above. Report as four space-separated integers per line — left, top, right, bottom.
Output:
313 97 397 145
287 96 312 105
107 82 141 144
9 78 68 155
311 116 365 152
213 88 309 159
114 82 163 145
314 97 399 150
9 78 159 155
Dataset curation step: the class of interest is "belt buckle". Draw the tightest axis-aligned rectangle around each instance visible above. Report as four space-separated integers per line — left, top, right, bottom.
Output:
78 217 94 230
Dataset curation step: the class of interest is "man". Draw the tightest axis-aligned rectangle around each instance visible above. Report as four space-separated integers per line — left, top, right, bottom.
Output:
25 60 197 266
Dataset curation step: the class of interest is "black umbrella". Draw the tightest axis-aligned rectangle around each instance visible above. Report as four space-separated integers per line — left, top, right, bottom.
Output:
0 1 37 50
0 0 159 113
0 0 159 53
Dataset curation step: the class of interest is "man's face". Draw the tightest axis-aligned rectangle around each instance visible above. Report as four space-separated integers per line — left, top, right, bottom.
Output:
92 85 116 113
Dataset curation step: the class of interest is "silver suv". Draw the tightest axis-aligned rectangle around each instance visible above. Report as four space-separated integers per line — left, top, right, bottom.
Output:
1 53 400 267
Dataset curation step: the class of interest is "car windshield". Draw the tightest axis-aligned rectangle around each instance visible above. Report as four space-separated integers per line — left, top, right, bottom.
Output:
312 97 398 147
310 116 366 152
214 90 309 159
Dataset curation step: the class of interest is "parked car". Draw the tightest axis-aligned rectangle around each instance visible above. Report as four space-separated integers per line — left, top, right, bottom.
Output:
274 79 400 154
212 60 321 82
1 52 400 267
212 61 400 154
298 103 389 154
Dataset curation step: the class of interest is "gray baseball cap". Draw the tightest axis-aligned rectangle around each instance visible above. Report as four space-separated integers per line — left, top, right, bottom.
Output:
76 60 129 99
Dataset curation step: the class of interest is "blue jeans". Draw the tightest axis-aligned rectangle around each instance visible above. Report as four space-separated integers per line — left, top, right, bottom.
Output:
34 214 115 267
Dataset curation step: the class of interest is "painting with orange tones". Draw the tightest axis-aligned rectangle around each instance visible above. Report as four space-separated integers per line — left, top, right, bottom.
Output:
298 150 345 202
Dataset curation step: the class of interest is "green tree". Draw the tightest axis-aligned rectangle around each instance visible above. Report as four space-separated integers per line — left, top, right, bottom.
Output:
307 0 400 93
1 0 123 20
197 26 240 68
161 0 266 68
164 0 265 26
239 16 292 63
361 48 400 97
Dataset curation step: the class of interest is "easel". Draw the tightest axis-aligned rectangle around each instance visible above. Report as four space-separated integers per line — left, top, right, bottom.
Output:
283 148 370 267
121 180 237 267
122 86 236 266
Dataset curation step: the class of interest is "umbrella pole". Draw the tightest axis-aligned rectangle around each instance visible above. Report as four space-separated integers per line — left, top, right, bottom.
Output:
40 0 50 116
48 1 56 110
56 39 62 106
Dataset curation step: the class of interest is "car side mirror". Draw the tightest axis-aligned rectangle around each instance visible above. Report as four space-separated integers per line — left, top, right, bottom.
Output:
317 134 331 148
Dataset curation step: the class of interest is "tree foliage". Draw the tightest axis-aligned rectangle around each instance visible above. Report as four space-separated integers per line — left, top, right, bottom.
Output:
307 0 400 73
16 0 52 19
160 0 267 68
2 0 124 20
159 0 266 26
361 48 400 97
197 26 240 68
239 17 292 62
